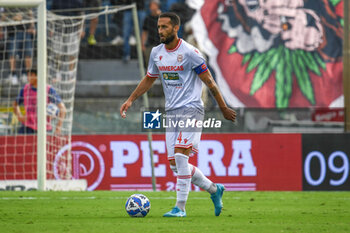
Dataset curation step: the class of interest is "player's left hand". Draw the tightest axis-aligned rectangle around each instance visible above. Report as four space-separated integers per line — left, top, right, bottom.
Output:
220 106 236 122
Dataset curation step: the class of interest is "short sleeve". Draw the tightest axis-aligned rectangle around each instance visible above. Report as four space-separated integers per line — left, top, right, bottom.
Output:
48 87 62 104
146 48 159 78
189 48 206 70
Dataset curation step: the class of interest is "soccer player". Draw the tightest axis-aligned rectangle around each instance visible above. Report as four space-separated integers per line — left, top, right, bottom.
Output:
120 12 236 217
13 69 66 135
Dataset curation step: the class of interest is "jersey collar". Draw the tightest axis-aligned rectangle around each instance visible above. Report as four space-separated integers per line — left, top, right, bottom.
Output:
165 39 182 52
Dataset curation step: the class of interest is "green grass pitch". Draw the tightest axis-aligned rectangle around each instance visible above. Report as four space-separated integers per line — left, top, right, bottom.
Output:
0 191 349 233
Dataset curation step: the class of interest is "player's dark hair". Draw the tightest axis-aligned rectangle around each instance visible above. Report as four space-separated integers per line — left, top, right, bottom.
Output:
28 68 37 75
159 12 180 26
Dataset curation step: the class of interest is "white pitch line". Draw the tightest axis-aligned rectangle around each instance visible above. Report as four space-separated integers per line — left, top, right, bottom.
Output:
0 196 242 200
110 184 161 187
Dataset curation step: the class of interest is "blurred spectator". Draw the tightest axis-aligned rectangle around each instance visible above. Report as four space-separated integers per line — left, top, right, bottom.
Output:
3 8 35 85
120 0 146 63
13 68 66 134
169 1 194 38
110 0 124 45
163 0 182 12
85 0 102 45
142 0 161 67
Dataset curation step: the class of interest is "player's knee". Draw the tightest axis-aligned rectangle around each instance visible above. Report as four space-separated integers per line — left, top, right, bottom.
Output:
174 147 191 156
169 159 176 166
169 159 177 173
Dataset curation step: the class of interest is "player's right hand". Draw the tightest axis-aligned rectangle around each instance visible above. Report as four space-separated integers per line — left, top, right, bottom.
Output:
120 100 132 118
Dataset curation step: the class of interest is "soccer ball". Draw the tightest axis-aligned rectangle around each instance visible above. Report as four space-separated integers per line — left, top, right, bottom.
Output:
125 194 151 217
47 103 59 116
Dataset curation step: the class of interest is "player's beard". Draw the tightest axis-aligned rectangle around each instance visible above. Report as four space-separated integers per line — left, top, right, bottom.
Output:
161 33 175 44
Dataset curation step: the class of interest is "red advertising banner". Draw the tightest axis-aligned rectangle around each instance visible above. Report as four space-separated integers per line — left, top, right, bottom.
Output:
0 134 302 191
0 135 59 180
311 108 344 122
63 134 302 191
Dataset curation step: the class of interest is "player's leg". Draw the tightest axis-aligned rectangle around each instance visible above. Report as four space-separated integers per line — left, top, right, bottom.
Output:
7 35 18 84
163 130 188 217
171 108 194 213
173 147 191 212
169 155 216 194
166 129 176 174
189 162 225 216
86 0 101 45
189 164 217 194
185 109 225 216
88 17 98 45
163 147 190 217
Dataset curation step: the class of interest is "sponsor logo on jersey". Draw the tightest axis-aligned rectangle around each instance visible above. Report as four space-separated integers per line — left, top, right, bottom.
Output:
158 65 184 72
177 54 183 62
163 72 180 80
164 82 183 89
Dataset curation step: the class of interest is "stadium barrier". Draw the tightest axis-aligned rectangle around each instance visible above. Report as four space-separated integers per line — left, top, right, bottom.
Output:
1 133 349 191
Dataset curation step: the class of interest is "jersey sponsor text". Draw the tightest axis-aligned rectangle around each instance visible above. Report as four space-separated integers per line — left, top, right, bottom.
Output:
158 65 184 72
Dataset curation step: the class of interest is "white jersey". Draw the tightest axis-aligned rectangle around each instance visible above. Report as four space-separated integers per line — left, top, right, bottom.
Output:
147 39 208 111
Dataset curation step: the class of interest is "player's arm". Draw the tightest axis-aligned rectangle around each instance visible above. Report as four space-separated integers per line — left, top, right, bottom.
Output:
120 75 157 118
13 89 25 124
199 70 236 122
55 102 66 134
13 100 25 124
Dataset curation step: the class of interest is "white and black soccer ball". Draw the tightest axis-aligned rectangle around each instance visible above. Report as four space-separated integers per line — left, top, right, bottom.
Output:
125 194 151 217
47 103 59 117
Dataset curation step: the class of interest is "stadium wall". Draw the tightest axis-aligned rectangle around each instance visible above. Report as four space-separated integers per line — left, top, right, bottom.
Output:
1 133 349 191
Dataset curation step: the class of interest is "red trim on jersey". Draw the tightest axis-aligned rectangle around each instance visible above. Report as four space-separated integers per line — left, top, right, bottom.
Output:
178 175 192 179
165 39 182 52
146 72 159 78
191 166 196 176
174 144 198 155
174 143 193 150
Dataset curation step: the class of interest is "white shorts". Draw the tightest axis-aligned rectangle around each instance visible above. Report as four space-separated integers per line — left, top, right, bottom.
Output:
165 107 204 161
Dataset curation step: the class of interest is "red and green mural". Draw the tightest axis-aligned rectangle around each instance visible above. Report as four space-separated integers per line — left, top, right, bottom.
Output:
193 0 343 108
